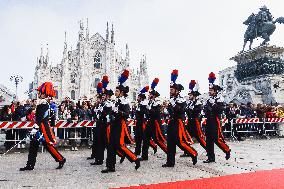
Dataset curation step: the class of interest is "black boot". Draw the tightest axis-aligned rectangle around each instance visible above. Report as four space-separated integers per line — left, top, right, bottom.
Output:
86 156 95 160
101 167 115 173
90 161 103 165
192 156 197 165
153 147 157 154
56 158 66 169
19 165 34 171
180 153 190 157
135 159 140 170
138 157 148 161
226 150 231 160
120 157 125 164
162 163 174 167
203 159 215 163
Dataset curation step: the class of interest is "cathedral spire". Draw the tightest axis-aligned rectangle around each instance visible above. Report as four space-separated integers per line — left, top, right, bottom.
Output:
125 43 130 68
78 20 84 41
86 18 89 41
106 22 109 42
63 31 68 58
111 23 115 44
45 44 49 63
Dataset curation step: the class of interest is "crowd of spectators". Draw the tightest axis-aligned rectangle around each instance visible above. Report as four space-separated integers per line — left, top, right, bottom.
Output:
1 97 283 151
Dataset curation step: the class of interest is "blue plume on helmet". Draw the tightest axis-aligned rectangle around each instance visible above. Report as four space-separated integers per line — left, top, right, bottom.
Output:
208 72 216 84
171 69 178 84
118 70 129 85
151 78 159 90
140 86 149 94
189 80 196 90
97 82 103 94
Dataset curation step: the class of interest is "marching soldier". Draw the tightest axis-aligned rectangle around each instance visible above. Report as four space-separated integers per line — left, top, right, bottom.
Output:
134 86 150 156
91 76 113 165
102 70 140 173
20 82 66 171
181 80 206 157
163 70 198 167
140 78 167 161
87 83 104 160
203 72 231 163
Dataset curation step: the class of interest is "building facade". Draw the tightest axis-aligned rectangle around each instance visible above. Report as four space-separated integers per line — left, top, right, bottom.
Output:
0 84 15 107
31 21 149 102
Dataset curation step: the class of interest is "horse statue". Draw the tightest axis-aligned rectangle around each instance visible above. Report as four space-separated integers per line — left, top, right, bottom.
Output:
242 7 284 52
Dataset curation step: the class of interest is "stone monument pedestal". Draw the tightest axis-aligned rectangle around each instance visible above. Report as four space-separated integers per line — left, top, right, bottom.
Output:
219 45 284 105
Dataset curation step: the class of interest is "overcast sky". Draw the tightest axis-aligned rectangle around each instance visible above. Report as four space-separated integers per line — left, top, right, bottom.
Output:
1 0 284 99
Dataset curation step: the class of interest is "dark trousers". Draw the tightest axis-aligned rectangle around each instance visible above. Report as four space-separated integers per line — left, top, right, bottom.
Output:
95 122 108 163
167 119 198 166
142 119 167 159
106 119 137 169
134 120 144 155
26 138 64 167
90 127 98 158
186 118 206 150
205 117 230 161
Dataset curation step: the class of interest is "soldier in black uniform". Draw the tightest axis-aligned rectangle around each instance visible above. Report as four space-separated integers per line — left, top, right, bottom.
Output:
102 70 140 173
140 78 167 161
91 77 114 165
203 72 231 163
20 82 66 171
181 80 206 157
162 70 198 167
134 86 150 156
87 83 104 160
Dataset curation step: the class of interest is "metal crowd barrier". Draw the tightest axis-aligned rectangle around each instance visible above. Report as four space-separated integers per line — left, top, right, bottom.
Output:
0 118 283 147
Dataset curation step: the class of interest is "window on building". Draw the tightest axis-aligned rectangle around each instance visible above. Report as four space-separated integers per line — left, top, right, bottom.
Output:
71 72 76 83
55 90 59 99
133 92 136 101
94 78 100 87
71 90 76 100
94 51 101 69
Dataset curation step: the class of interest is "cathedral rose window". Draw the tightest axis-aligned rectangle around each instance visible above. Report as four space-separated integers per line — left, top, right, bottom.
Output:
94 51 101 69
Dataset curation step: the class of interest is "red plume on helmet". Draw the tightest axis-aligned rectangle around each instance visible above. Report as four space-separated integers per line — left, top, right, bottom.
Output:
208 72 216 84
97 82 103 94
102 75 109 89
118 69 129 85
171 69 178 84
37 82 56 97
151 78 159 90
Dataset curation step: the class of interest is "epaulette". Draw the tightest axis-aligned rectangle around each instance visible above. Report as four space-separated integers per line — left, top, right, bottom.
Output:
120 97 129 105
140 99 149 106
176 96 185 103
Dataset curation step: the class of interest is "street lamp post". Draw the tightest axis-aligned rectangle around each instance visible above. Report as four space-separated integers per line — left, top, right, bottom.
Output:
10 75 23 100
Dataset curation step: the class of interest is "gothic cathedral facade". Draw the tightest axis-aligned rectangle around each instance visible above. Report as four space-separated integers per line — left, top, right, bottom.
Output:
30 20 149 102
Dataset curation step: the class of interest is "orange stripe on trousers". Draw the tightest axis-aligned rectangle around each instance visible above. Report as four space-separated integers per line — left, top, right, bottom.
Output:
119 120 137 161
216 116 230 153
178 119 198 157
195 118 206 148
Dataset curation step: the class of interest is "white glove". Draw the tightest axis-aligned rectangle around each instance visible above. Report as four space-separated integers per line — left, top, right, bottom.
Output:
169 99 176 107
112 106 118 113
164 109 169 114
146 105 151 110
209 98 215 104
106 115 110 122
99 106 103 112
189 105 194 110
30 128 38 135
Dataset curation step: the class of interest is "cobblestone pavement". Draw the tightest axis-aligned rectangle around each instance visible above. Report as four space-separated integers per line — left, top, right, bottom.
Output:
1 138 284 189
